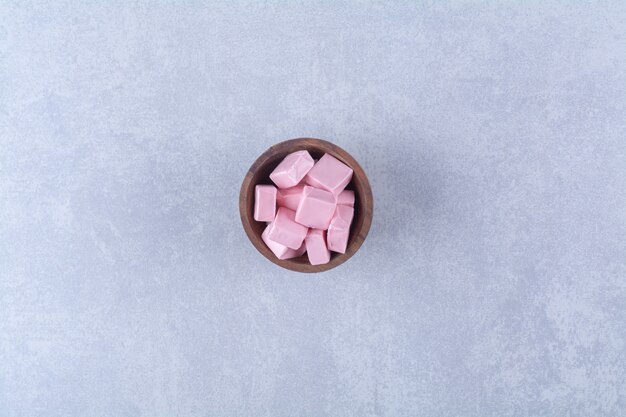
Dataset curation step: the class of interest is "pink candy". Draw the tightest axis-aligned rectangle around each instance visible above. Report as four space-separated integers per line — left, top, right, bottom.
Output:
254 185 277 221
262 224 306 260
295 186 337 229
305 153 353 195
254 152 356 266
305 229 330 265
327 205 354 254
337 189 355 207
269 150 314 189
276 184 304 211
268 207 308 249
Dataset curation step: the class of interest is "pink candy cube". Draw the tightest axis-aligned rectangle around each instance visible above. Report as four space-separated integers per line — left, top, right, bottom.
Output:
268 207 308 249
262 224 306 260
305 153 353 195
295 186 337 230
276 184 304 211
337 189 355 207
305 229 331 265
254 185 277 222
327 205 354 254
269 150 315 189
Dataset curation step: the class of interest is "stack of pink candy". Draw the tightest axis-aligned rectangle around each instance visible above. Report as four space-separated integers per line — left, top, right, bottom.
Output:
254 151 355 265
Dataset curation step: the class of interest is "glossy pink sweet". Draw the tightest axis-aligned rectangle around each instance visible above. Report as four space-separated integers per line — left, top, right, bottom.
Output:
337 189 355 207
295 186 337 230
276 184 304 211
267 207 308 249
269 150 315 189
305 229 330 265
327 205 354 254
305 153 353 195
254 184 277 222
262 224 306 260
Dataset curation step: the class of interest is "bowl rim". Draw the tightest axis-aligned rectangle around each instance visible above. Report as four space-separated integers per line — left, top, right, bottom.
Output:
239 138 373 273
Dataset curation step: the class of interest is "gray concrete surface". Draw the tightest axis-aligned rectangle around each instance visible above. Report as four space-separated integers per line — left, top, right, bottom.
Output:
1 2 625 416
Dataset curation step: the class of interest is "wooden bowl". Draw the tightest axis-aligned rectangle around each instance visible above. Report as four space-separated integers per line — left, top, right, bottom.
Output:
239 138 373 273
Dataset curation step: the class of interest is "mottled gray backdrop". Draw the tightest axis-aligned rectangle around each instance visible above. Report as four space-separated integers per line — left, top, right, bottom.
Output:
1 1 625 416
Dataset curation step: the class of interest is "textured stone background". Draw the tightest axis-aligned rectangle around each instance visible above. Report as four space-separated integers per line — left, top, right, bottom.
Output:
1 1 625 416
